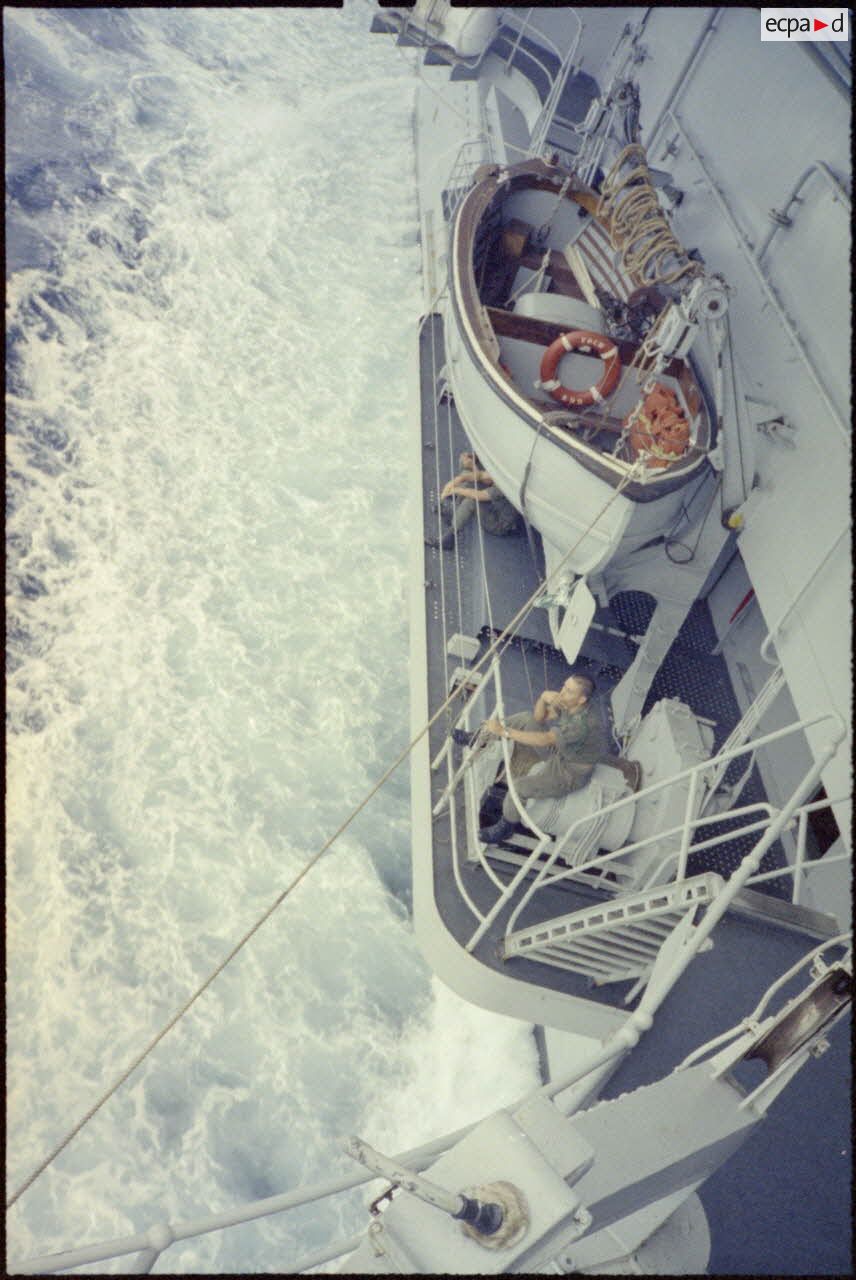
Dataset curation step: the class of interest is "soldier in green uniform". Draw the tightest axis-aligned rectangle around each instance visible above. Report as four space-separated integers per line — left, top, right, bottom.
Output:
426 451 521 549
477 674 608 843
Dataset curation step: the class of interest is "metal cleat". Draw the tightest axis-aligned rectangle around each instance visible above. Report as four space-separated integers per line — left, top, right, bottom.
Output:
756 416 797 448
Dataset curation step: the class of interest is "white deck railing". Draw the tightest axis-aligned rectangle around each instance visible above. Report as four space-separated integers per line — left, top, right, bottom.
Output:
441 137 494 223
8 1125 478 1275
501 9 584 160
15 915 850 1275
431 644 849 953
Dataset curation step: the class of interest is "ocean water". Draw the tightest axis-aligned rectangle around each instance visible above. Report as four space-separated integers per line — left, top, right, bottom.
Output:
5 6 540 1272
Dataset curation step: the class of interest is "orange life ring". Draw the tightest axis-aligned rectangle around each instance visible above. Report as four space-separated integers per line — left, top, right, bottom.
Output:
539 330 621 408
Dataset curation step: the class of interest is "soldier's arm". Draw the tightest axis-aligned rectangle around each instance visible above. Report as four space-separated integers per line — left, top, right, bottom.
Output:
484 718 557 747
534 690 561 722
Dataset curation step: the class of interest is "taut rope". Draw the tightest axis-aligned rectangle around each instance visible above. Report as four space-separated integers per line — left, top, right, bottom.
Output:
7 425 645 1216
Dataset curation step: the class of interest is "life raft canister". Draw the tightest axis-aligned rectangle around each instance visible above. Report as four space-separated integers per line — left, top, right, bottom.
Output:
627 383 691 468
539 330 622 408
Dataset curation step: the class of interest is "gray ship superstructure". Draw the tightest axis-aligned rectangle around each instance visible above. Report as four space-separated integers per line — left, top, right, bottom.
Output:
359 4 851 1274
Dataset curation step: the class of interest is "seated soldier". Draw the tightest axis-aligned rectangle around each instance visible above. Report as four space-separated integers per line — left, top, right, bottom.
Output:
471 674 609 844
426 450 521 549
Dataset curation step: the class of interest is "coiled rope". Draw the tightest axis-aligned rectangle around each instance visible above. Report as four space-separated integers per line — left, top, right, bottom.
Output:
597 143 703 287
7 432 645 1216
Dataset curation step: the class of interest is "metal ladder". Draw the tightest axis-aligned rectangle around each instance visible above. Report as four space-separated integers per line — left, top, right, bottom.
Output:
502 872 723 986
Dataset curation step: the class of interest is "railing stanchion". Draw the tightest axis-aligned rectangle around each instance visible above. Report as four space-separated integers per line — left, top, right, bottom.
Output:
675 770 699 882
127 1248 162 1274
505 7 532 70
792 808 809 906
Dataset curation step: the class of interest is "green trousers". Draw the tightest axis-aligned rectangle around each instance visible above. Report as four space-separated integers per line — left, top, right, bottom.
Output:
501 713 593 823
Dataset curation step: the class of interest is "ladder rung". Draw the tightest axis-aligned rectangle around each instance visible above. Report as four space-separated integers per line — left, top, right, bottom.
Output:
601 932 662 961
535 945 619 976
510 938 651 984
553 934 630 962
544 924 660 960
544 933 654 966
624 919 674 939
511 944 608 974
631 913 684 934
512 934 615 965
566 938 658 970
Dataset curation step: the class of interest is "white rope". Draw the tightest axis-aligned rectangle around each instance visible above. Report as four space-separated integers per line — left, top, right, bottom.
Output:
464 455 645 688
507 248 551 305
535 174 572 242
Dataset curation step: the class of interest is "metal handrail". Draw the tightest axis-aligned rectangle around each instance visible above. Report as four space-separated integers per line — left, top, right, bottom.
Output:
503 5 534 68
533 737 850 1094
665 108 849 440
501 710 846 939
9 1125 477 1275
490 658 553 848
466 828 554 951
758 161 851 261
420 311 506 919
697 666 785 811
631 720 846 892
441 138 493 222
760 524 849 663
743 849 850 891
506 800 782 939
637 802 777 892
638 793 851 902
551 787 849 908
394 0 492 73
502 7 568 72
529 13 584 157
627 728 846 1002
450 781 497 920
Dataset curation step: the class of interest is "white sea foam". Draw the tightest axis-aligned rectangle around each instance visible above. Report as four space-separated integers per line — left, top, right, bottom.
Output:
6 4 540 1272
361 976 542 1153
